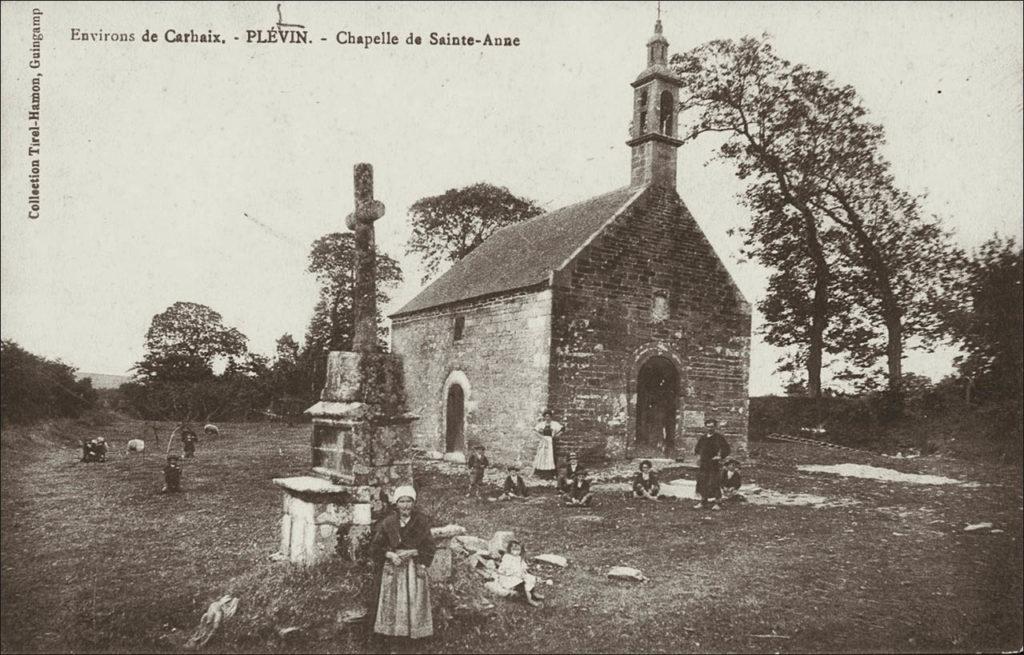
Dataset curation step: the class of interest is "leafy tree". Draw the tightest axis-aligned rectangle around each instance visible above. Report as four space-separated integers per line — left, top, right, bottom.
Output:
405 182 544 282
673 36 962 405
942 235 1023 403
304 233 403 354
0 340 96 423
136 301 248 381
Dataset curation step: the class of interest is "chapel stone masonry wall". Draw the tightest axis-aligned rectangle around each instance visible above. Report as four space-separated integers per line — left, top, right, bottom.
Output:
391 289 552 466
549 186 751 464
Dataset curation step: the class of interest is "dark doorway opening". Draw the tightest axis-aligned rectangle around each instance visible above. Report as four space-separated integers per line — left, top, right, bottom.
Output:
445 384 465 453
636 356 679 455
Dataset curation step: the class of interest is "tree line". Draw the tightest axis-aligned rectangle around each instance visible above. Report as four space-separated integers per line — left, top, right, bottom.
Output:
3 35 1018 429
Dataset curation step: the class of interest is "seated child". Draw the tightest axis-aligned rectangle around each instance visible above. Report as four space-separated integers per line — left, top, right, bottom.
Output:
500 465 528 500
631 459 660 500
466 445 489 497
720 458 745 502
494 540 543 606
564 470 594 507
95 437 108 462
162 455 183 493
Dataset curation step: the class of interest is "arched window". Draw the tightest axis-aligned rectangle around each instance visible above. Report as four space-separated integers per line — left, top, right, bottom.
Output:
659 90 674 136
638 89 649 135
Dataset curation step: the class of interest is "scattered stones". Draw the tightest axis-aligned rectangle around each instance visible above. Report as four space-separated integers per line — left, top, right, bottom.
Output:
484 580 515 598
607 566 648 582
268 552 288 562
531 554 568 568
432 524 467 539
453 535 491 553
277 626 302 637
798 463 968 486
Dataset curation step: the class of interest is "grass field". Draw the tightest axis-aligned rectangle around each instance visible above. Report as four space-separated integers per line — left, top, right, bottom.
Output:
1 415 1021 653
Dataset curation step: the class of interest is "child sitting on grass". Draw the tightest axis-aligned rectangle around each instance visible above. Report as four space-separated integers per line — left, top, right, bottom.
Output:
564 470 594 507
631 459 660 500
495 540 543 606
500 465 528 500
720 457 745 502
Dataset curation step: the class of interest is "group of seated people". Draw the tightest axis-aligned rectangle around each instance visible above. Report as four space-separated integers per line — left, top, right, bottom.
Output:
81 437 108 462
467 446 744 507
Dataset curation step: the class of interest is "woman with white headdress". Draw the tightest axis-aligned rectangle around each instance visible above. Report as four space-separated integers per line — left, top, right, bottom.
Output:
369 485 435 640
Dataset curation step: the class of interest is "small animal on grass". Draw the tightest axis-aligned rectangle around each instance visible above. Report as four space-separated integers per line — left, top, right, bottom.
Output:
126 438 145 454
203 424 219 437
162 455 183 493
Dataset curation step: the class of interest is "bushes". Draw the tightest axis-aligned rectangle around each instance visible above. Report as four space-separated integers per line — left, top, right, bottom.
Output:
0 340 96 424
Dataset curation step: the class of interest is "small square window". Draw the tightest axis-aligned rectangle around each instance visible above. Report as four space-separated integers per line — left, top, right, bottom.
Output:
652 293 669 322
453 315 465 341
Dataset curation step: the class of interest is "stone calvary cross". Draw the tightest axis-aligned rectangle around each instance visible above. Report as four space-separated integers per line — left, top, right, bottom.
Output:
345 163 386 353
272 162 419 567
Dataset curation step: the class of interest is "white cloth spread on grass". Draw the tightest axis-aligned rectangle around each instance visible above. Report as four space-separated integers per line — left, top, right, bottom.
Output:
798 464 968 486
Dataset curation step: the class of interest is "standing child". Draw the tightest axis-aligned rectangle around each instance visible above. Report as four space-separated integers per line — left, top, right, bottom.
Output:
466 445 489 497
495 540 543 606
162 455 183 493
500 465 529 500
181 427 199 459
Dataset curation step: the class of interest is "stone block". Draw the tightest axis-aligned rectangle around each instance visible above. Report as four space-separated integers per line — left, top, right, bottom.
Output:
427 547 452 582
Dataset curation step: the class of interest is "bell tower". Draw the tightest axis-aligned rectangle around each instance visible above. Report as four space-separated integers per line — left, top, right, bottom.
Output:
627 18 683 189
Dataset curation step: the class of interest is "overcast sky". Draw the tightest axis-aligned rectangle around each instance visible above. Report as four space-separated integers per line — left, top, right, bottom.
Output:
1 1 1021 395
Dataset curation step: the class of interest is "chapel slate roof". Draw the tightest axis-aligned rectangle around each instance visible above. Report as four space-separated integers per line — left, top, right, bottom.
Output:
392 186 643 317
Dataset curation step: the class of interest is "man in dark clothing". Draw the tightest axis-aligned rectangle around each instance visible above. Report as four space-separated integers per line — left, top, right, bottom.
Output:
694 418 731 510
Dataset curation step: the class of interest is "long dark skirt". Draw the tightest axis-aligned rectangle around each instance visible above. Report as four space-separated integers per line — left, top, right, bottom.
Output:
695 462 722 499
374 559 433 639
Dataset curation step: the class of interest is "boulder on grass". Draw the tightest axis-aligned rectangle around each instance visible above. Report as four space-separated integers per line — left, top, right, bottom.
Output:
453 535 491 553
607 566 648 582
531 554 568 568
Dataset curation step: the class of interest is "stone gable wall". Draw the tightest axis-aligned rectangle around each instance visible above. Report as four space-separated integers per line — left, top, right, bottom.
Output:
548 186 751 464
390 289 552 466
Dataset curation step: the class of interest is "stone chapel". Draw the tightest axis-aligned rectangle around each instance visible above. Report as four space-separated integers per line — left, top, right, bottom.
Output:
390 20 751 466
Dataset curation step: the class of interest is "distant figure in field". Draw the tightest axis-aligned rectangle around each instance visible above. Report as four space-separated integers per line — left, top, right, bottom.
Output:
694 418 731 510
466 445 489 498
500 465 528 500
563 470 593 507
82 437 108 463
632 459 660 500
720 458 745 502
203 424 219 437
163 455 183 493
181 427 199 458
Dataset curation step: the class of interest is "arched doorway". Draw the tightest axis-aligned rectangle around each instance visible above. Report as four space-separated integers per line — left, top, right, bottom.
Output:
445 384 465 454
636 356 679 455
